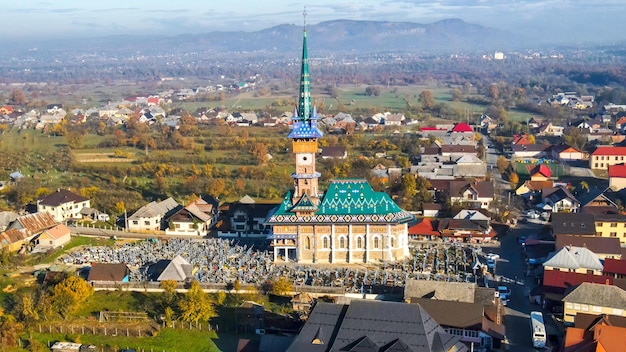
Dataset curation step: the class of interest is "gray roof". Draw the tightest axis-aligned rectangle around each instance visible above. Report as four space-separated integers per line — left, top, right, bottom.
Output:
543 246 603 271
287 301 468 352
550 213 596 236
404 279 494 305
453 210 490 221
563 282 626 310
128 197 179 220
156 255 193 281
0 211 19 229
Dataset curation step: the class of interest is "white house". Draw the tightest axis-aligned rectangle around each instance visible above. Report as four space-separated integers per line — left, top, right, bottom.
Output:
165 196 219 236
37 189 90 222
127 197 179 232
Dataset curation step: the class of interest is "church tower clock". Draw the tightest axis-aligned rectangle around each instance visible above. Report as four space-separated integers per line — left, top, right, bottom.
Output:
288 11 323 213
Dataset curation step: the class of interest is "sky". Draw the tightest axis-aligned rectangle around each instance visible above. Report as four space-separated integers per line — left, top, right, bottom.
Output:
3 0 625 44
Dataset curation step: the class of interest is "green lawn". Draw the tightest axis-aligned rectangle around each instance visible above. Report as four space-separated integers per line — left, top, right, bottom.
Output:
29 328 221 352
76 291 161 318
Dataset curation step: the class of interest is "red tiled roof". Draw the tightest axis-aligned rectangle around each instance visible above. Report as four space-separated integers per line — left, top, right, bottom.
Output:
532 164 552 178
543 270 614 290
452 122 473 132
408 218 439 236
603 259 626 276
608 164 626 178
591 146 626 156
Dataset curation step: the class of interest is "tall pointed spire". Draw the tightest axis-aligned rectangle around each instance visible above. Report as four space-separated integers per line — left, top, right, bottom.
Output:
288 8 323 140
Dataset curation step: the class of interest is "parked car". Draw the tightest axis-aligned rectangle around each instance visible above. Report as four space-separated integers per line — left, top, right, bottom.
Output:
486 253 500 261
497 286 511 305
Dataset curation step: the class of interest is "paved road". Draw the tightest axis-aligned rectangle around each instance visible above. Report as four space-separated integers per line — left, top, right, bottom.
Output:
491 220 562 351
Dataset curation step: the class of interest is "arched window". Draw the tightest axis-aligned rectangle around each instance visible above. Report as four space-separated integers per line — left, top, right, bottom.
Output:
323 236 329 249
374 236 380 249
390 236 395 248
305 236 311 250
357 237 363 249
339 236 346 249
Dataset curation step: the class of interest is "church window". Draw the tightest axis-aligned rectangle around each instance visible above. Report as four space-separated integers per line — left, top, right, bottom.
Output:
390 237 395 248
339 236 346 249
357 237 363 248
373 236 380 249
323 236 329 249
305 237 311 249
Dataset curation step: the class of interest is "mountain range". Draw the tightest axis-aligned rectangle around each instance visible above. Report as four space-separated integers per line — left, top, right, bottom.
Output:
13 19 525 55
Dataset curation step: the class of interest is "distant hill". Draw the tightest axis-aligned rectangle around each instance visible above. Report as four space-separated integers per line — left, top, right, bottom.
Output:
13 19 523 55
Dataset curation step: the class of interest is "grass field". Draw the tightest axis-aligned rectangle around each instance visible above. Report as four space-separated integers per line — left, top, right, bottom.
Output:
29 328 221 352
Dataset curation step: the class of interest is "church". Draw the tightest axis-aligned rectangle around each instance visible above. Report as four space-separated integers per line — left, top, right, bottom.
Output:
266 22 413 264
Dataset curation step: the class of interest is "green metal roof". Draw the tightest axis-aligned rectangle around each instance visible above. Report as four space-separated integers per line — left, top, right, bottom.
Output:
267 179 414 225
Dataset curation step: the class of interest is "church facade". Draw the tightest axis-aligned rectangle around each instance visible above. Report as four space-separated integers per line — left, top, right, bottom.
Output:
266 25 413 264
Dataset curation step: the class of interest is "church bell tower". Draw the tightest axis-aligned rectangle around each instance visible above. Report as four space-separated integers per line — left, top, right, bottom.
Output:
288 10 323 213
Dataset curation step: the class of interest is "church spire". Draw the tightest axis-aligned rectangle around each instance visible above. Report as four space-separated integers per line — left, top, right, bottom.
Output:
288 8 323 140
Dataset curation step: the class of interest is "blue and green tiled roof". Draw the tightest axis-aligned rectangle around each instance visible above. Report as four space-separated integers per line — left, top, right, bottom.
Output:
267 179 414 224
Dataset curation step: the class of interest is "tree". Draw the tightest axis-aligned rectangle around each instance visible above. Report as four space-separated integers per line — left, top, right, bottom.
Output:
496 156 509 174
418 90 435 110
488 85 500 100
178 281 215 323
270 276 294 296
65 131 84 149
9 88 27 105
401 174 417 200
509 172 519 186
564 128 587 151
451 88 462 102
51 276 94 319
160 280 178 306
250 143 269 164
365 86 381 97
0 315 24 347
527 134 536 144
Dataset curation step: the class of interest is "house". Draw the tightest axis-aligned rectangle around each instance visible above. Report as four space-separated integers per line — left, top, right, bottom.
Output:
37 189 90 222
453 209 490 221
146 255 193 282
165 196 219 236
382 113 404 126
449 181 494 209
512 144 550 159
411 298 505 350
0 105 14 115
285 300 469 352
403 279 496 306
32 224 71 251
9 212 58 240
127 197 180 232
320 146 347 159
437 218 494 243
594 213 626 244
551 213 596 238
512 133 533 145
563 313 626 352
608 164 626 190
530 164 552 181
590 146 626 170
516 180 553 198
551 144 586 162
543 245 604 275
217 195 277 238
556 235 622 260
562 283 626 325
451 122 473 133
9 171 24 182
407 218 440 240
422 203 442 217
538 123 564 137
0 211 18 231
441 145 477 160
603 259 626 279
88 263 130 283
542 186 580 213
0 228 29 252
